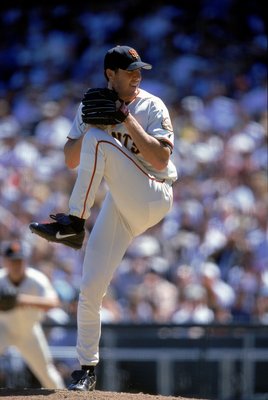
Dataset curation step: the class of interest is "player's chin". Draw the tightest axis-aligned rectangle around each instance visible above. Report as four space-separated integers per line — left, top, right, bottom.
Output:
126 86 139 99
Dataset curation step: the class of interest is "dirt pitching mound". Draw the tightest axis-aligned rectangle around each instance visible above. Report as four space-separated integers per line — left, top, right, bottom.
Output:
0 388 207 400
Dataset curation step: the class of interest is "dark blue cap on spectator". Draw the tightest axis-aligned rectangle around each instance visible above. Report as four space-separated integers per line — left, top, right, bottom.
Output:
104 45 152 71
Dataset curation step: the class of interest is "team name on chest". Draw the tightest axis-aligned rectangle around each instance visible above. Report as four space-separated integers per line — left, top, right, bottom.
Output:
111 131 140 154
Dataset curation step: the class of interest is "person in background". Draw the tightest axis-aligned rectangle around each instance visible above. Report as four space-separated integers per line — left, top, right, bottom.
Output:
0 239 65 389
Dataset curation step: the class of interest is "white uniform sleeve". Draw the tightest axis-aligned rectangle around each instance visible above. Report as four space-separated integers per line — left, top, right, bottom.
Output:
24 268 58 300
146 98 174 149
34 273 58 300
67 103 91 140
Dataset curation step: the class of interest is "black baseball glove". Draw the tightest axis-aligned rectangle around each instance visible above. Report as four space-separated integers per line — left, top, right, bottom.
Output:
0 286 18 311
81 88 129 125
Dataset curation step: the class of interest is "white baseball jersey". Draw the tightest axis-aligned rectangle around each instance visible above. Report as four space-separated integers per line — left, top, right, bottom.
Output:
68 88 178 183
0 267 57 328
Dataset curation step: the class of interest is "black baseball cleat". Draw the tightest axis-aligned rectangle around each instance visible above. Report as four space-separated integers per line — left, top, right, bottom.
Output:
68 369 96 391
29 213 85 250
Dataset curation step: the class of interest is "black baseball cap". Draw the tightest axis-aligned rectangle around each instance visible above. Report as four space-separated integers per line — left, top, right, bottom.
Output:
104 45 152 71
3 240 26 260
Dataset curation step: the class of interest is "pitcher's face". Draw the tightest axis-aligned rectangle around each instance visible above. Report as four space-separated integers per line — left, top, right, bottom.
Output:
107 68 142 103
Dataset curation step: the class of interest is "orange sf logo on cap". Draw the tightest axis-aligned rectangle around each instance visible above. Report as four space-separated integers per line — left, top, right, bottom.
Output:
129 49 139 60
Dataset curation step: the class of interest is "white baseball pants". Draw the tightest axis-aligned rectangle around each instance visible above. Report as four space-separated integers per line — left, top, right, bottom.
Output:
69 128 173 366
0 322 65 389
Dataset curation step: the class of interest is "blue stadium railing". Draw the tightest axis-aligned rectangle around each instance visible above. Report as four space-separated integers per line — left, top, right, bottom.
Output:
1 323 267 400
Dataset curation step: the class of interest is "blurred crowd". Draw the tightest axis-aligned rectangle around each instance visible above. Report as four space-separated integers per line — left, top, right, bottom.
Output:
0 0 267 330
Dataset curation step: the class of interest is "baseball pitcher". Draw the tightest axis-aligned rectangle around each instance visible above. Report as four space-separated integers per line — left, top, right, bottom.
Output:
29 45 178 391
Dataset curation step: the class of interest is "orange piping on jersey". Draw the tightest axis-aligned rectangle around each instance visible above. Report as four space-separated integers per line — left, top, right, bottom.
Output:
80 139 165 219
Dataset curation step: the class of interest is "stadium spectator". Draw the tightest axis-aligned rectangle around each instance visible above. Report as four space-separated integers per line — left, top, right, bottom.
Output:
0 2 266 334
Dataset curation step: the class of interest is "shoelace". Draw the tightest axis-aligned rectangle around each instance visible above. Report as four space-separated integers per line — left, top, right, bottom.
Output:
49 213 66 221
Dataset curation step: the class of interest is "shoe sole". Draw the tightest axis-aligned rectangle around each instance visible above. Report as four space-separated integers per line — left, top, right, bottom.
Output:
29 225 84 250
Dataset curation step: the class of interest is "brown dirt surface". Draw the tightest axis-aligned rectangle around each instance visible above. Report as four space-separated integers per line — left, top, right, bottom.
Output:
0 388 207 400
